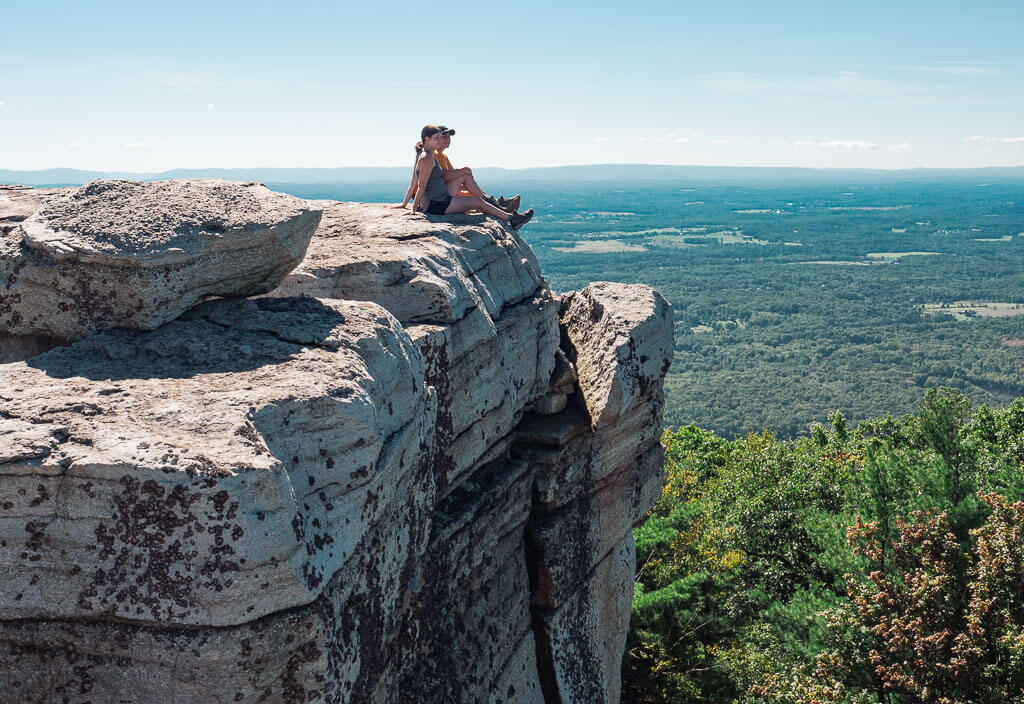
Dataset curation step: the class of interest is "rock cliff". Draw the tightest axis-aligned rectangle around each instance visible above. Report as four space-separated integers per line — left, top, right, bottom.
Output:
0 182 672 703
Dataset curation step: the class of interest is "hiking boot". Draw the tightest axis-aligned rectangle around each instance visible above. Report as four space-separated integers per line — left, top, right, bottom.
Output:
483 194 500 208
508 208 534 230
497 194 521 211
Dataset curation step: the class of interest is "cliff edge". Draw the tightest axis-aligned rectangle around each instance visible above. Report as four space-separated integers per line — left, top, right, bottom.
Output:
0 183 672 703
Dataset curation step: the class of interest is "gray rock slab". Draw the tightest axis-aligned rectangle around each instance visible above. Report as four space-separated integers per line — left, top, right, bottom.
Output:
0 180 320 342
535 535 636 704
270 201 545 325
559 282 673 430
0 185 68 236
0 196 678 703
0 295 434 627
274 201 559 497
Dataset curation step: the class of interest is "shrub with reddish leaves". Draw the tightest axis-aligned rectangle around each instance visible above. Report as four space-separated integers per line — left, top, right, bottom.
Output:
846 496 1024 703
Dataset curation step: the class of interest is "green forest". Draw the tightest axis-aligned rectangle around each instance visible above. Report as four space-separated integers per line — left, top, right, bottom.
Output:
507 179 1024 702
624 389 1024 704
518 179 1024 439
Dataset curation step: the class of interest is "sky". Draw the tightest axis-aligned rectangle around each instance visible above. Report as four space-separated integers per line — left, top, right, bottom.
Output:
1 0 1023 171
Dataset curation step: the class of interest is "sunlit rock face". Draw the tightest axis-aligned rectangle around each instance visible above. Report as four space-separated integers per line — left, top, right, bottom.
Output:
0 187 672 704
0 179 320 350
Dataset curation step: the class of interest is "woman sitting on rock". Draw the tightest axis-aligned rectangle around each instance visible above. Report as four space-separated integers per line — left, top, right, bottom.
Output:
406 125 533 230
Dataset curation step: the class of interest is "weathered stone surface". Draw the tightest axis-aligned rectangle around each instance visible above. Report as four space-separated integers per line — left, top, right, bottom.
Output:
560 282 673 430
0 185 67 236
512 282 674 704
536 535 636 704
391 456 546 704
0 295 434 627
0 195 674 704
0 179 320 344
0 186 70 362
270 202 545 325
274 202 559 496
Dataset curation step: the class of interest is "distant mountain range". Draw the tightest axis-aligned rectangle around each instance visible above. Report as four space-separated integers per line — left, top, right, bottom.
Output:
3 164 1024 187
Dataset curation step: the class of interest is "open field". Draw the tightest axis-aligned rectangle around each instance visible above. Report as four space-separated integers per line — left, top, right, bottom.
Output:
924 301 1024 320
866 251 941 259
551 240 647 253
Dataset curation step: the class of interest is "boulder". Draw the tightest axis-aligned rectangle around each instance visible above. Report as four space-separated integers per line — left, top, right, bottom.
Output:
0 295 435 627
271 202 545 325
0 186 70 363
0 179 320 344
511 282 673 704
560 282 674 430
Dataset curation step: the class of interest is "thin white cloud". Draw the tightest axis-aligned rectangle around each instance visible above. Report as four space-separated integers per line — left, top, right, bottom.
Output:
0 100 5 107
123 141 149 149
965 135 1024 143
594 136 608 143
67 141 81 149
207 103 214 110
794 140 878 150
926 65 998 77
703 70 931 98
889 142 912 151
841 62 1000 77
711 138 728 145
673 137 689 143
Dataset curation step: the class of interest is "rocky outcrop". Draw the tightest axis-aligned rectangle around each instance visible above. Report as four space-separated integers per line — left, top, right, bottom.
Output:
0 179 320 346
0 185 68 236
269 202 559 495
0 186 672 703
0 186 71 363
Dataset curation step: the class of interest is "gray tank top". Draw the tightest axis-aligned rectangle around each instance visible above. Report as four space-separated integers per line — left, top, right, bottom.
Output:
420 156 449 202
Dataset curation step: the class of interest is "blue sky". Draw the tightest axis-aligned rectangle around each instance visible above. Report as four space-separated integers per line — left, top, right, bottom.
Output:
1 0 1022 170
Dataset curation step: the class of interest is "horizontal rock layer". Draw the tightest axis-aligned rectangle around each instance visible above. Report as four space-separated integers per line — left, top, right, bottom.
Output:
0 192 673 703
1 295 434 626
0 179 320 344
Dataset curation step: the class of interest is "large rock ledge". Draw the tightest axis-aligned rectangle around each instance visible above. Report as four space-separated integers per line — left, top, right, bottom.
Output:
0 180 320 347
1 296 434 626
0 183 672 704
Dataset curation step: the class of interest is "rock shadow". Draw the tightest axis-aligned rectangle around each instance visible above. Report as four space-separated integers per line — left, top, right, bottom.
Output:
25 296 346 381
423 213 494 227
0 333 66 364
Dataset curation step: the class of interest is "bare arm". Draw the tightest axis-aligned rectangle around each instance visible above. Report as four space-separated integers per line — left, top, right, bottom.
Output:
400 170 417 207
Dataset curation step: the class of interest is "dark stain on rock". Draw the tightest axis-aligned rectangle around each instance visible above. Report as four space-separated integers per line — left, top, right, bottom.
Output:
76 474 246 621
29 482 50 507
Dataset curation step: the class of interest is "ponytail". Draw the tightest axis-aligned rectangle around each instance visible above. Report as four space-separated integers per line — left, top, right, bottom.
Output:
414 141 424 154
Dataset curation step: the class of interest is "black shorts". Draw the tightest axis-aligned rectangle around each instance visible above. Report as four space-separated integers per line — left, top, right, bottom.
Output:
426 196 452 215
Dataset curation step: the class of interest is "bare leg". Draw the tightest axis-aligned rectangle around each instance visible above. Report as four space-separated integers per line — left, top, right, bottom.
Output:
444 195 510 221
446 174 486 198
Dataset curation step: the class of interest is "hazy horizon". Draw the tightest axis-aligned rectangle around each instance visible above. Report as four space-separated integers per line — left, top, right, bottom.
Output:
5 161 1024 175
5 162 1024 188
